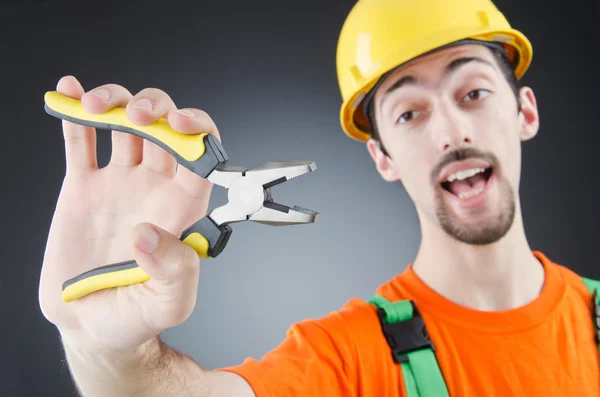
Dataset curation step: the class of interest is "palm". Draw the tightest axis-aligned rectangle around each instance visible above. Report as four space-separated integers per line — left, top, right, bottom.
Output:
40 159 210 347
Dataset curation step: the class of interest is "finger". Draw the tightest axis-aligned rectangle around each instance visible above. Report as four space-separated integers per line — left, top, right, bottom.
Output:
56 76 98 172
165 108 221 140
166 108 221 197
81 84 142 167
126 88 178 175
130 222 200 329
81 84 134 115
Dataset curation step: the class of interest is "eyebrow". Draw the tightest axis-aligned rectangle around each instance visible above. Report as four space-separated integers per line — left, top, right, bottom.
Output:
379 56 496 110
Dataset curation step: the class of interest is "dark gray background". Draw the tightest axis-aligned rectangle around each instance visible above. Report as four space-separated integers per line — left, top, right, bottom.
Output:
2 0 599 395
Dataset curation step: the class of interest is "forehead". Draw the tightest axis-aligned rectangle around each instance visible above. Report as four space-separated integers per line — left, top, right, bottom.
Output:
373 44 499 100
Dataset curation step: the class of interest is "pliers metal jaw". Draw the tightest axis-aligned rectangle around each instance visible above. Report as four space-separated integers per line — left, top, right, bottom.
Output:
210 161 319 226
43 91 319 302
184 160 319 258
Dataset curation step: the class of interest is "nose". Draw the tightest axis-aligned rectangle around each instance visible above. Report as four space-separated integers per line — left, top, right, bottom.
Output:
432 104 473 152
442 135 472 152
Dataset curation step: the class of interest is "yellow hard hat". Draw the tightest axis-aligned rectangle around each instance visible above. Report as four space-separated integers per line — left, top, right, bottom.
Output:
336 0 533 142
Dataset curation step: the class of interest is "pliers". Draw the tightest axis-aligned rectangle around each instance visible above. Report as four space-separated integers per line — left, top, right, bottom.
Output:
43 91 319 303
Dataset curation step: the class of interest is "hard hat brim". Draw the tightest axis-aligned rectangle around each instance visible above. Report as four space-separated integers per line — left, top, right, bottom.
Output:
340 27 533 142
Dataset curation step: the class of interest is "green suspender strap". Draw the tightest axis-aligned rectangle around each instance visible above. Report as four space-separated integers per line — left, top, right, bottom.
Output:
369 276 600 396
368 296 450 397
580 276 600 353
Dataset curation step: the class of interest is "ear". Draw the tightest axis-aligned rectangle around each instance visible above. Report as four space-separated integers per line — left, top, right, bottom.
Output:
518 87 539 142
366 138 402 182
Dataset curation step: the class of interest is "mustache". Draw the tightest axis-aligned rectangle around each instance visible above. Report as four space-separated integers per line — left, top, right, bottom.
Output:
430 147 498 183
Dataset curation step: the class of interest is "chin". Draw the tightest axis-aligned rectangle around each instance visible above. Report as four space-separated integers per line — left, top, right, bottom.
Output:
442 213 515 245
435 177 517 246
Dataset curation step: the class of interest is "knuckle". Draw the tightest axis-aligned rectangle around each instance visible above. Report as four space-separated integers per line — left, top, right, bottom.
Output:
134 87 174 106
194 108 212 122
94 83 122 94
164 241 199 279
136 87 162 96
104 83 133 97
194 110 220 135
85 83 133 102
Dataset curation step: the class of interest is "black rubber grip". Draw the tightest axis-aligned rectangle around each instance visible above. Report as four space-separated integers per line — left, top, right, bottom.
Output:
181 216 233 257
61 260 138 291
184 134 229 178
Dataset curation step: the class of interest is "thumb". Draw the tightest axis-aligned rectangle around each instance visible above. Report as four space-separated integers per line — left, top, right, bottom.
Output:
130 222 201 328
131 222 200 283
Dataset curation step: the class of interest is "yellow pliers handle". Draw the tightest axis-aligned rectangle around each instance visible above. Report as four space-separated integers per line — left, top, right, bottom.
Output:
45 91 209 162
44 91 232 302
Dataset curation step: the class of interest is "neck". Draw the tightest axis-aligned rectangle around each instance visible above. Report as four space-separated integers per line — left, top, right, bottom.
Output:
412 204 545 312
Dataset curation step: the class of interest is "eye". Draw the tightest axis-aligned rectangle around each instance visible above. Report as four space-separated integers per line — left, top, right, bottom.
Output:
396 110 421 125
463 89 491 102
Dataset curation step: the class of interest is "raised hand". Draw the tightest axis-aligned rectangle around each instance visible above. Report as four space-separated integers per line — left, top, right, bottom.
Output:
39 75 220 351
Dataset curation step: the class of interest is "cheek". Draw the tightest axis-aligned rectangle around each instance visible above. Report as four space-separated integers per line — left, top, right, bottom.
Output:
392 147 438 199
505 134 523 179
483 119 521 180
385 127 439 182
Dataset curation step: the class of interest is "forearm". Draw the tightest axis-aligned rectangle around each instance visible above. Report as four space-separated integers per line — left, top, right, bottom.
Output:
62 335 211 397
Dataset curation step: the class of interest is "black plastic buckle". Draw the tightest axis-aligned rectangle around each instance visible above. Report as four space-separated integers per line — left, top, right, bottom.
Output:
376 303 435 364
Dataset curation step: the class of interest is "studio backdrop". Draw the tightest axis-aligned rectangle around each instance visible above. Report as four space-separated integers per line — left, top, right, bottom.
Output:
1 0 599 395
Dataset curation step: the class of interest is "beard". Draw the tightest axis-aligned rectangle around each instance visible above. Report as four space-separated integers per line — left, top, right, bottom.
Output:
431 148 516 245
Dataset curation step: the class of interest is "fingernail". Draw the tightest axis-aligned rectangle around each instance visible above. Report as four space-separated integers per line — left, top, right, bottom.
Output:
175 109 195 118
88 88 111 101
137 225 159 254
131 98 153 111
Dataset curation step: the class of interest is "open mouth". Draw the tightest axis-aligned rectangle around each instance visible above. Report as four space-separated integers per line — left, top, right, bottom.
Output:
441 167 493 200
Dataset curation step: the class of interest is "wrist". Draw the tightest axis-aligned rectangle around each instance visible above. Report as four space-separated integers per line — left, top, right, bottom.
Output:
61 333 163 395
60 332 206 397
61 330 156 365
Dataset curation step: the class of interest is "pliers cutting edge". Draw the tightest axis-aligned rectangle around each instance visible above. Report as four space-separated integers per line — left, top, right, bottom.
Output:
43 91 319 303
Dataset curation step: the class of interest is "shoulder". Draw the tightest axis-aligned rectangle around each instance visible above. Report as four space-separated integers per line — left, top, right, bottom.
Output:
324 277 412 337
294 297 380 343
288 278 411 360
302 273 411 332
536 251 597 314
311 277 414 359
539 251 595 297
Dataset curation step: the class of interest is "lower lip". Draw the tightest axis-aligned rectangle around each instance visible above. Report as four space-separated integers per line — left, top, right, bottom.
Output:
442 172 495 211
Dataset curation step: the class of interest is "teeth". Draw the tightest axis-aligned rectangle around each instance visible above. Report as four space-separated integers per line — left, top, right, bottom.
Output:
458 186 485 200
445 168 486 183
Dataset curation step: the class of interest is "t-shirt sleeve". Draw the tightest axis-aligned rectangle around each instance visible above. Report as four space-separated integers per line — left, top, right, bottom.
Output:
216 300 367 397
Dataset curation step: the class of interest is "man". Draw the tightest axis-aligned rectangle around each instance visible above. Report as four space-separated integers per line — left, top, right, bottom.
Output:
38 0 600 395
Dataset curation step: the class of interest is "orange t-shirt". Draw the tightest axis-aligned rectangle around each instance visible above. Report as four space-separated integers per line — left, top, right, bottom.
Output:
219 252 600 396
